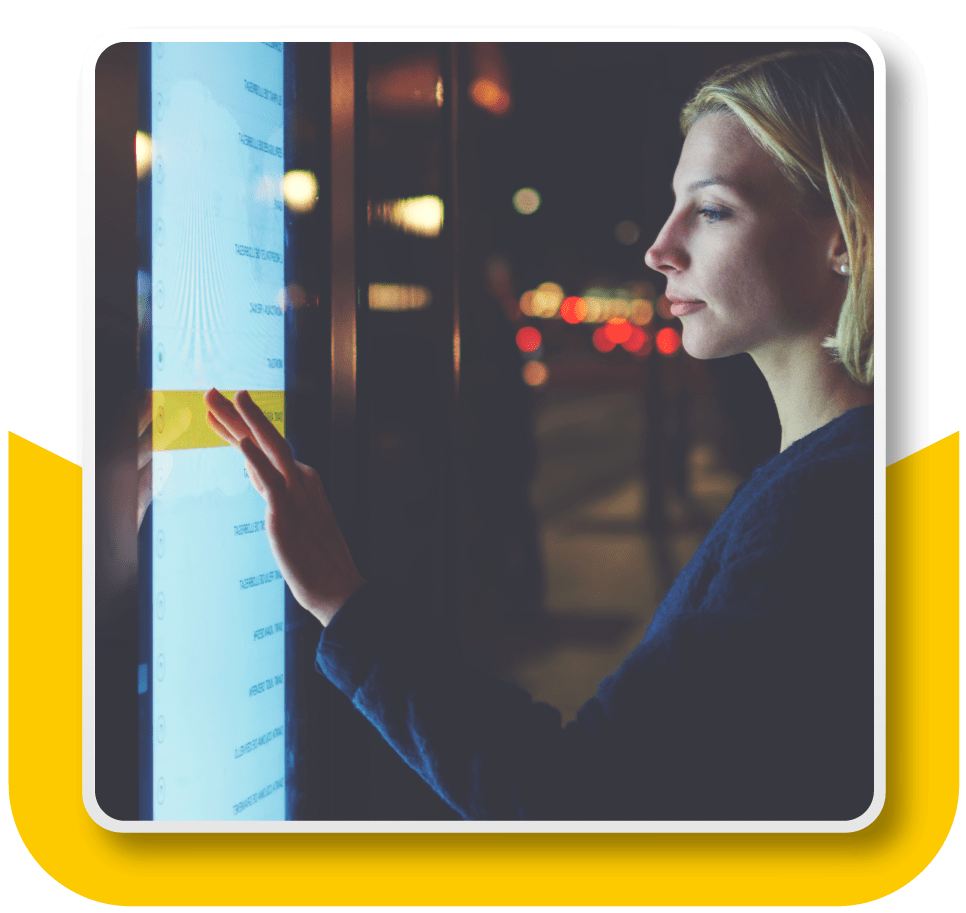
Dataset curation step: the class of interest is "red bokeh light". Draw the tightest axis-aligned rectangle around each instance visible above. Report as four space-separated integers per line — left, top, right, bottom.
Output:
515 326 542 353
622 325 649 353
604 317 633 345
656 327 681 355
560 296 587 324
592 326 616 352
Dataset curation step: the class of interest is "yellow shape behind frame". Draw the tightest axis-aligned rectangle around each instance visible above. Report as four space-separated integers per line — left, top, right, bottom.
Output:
7 431 958 905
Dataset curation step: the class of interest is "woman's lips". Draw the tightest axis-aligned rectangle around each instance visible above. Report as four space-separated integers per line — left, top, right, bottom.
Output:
667 298 706 317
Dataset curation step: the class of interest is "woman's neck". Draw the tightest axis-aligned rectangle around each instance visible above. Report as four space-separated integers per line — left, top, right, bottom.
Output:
752 333 874 452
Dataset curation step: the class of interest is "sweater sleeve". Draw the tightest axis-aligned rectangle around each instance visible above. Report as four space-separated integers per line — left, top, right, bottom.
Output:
315 577 614 819
315 550 872 822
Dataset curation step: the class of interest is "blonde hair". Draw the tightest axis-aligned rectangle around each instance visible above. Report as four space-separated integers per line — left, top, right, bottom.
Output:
680 48 874 386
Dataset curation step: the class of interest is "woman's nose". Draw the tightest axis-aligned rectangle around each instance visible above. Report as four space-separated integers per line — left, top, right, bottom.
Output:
644 217 686 274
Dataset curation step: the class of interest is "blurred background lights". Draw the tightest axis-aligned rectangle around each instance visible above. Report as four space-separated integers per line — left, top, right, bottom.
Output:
520 282 564 318
623 325 650 354
532 281 563 317
577 288 638 323
471 78 511 115
604 318 633 345
369 283 433 311
522 360 549 387
136 131 152 180
609 298 631 320
583 297 603 323
513 187 541 215
513 283 660 329
560 296 587 324
368 55 443 114
515 326 542 353
519 290 536 317
629 298 654 325
283 170 319 213
372 196 444 237
656 294 675 320
592 326 616 353
614 219 640 245
656 326 682 355
469 42 512 116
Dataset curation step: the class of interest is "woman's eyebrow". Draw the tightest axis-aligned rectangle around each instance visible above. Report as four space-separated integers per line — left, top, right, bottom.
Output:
670 176 742 194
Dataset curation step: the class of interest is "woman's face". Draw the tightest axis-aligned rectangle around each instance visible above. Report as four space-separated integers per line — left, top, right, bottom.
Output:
645 113 845 362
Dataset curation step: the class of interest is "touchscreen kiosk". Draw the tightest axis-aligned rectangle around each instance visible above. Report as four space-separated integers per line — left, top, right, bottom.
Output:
140 42 289 821
107 40 447 822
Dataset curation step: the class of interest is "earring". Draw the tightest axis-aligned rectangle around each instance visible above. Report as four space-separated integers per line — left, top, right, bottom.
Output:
839 263 850 275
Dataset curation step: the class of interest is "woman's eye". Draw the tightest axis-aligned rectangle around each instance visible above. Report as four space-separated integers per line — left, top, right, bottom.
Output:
698 207 729 224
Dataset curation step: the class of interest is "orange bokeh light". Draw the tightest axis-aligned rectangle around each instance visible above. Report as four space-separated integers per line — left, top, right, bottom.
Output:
622 325 649 353
470 78 511 115
560 296 587 324
516 326 542 353
656 295 674 320
656 327 681 355
592 326 616 352
604 318 633 345
522 360 549 386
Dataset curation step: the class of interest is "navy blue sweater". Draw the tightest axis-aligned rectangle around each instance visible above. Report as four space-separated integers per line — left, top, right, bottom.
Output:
316 406 874 820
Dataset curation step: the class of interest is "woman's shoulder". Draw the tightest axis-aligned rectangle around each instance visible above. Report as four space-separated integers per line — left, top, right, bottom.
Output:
759 403 871 474
742 404 871 500
721 405 873 553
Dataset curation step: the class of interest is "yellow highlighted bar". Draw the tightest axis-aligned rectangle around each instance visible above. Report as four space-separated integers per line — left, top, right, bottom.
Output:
152 390 284 451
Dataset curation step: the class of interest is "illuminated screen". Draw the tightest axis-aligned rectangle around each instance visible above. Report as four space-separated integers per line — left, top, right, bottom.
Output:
143 42 288 820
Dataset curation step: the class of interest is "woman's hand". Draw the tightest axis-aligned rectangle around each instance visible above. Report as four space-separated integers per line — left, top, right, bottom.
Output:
203 388 365 627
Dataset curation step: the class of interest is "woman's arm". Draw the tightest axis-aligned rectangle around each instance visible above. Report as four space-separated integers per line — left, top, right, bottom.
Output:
315 576 615 819
204 387 612 819
204 389 872 821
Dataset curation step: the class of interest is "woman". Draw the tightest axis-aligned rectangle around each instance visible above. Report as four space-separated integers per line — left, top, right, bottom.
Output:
205 47 874 820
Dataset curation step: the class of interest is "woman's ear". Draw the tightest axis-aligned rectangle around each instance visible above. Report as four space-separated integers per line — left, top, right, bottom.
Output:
828 229 850 276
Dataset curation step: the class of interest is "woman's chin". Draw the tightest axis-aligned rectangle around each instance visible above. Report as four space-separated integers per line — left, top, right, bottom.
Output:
680 325 745 361
680 334 721 361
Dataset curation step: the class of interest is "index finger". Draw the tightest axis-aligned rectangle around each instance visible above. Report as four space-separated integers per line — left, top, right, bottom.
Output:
232 389 296 477
204 388 249 444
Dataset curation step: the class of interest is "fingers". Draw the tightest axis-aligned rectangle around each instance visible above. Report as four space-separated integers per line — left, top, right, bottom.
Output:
298 461 325 495
204 388 293 477
239 436 286 502
233 390 296 477
204 388 251 446
205 407 243 449
205 387 294 499
203 406 265 494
